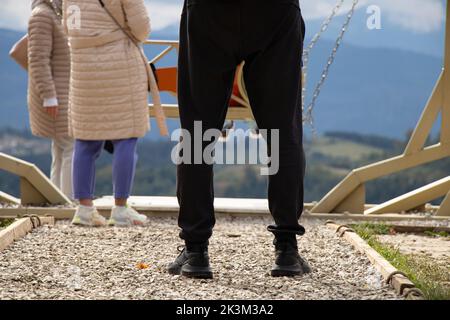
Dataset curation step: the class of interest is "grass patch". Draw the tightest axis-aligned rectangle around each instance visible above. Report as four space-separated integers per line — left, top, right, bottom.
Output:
0 218 15 229
352 223 450 300
310 137 384 161
351 222 392 237
424 231 450 238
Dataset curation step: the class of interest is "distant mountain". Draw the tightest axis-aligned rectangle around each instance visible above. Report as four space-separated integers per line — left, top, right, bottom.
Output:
0 27 443 139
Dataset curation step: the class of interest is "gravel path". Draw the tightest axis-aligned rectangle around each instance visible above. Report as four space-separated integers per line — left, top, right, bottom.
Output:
0 217 400 300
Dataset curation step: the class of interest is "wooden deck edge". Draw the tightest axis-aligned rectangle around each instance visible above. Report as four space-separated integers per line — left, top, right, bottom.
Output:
0 206 449 225
0 216 55 252
325 222 424 300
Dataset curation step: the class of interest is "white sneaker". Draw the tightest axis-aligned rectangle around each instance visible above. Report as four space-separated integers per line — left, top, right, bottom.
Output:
72 205 107 227
108 206 148 227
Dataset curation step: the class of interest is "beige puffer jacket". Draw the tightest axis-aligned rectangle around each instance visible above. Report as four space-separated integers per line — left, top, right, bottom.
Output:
63 0 163 140
28 0 71 138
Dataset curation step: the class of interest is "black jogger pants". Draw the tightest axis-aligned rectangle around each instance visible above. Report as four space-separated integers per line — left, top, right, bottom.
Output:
177 0 306 244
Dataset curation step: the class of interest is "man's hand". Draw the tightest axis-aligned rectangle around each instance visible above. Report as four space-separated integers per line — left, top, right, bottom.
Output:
45 106 59 119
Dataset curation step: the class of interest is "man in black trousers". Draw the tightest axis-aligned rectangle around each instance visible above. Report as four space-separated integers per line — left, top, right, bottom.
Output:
168 0 310 278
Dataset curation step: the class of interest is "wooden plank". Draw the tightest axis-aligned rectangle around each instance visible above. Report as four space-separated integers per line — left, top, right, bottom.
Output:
356 143 450 182
26 168 71 205
0 207 75 220
0 201 376 218
326 223 417 296
149 104 254 121
149 104 179 118
0 197 449 223
404 73 444 155
0 208 447 224
311 172 361 213
0 153 71 205
25 208 75 219
365 176 450 215
0 216 55 252
94 196 272 214
0 152 35 176
150 45 175 64
334 184 365 214
436 191 450 216
20 177 47 205
442 2 450 144
144 39 179 48
0 191 20 205
304 212 449 223
93 197 375 216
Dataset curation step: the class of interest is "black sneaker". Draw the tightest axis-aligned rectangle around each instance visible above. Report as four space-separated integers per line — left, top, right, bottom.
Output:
167 245 213 279
271 242 311 277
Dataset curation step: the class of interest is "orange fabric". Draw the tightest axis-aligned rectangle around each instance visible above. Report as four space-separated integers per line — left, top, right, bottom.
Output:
156 67 177 94
156 66 245 107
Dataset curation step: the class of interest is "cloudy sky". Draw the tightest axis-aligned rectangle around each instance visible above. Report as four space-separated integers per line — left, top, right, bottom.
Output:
0 0 445 34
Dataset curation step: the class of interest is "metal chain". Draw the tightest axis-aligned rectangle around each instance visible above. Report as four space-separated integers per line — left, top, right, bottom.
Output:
302 0 344 75
302 0 344 113
302 0 360 126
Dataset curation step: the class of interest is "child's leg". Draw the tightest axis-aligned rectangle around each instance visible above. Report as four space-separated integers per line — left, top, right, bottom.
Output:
111 138 138 205
72 139 104 205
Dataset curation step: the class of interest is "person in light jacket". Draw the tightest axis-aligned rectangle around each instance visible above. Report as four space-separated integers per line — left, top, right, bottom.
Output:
28 0 74 198
62 0 157 227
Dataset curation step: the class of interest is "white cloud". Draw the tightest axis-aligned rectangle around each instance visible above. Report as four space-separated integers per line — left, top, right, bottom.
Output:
376 0 444 33
0 0 182 32
0 0 32 31
302 0 444 34
146 1 182 31
0 0 444 34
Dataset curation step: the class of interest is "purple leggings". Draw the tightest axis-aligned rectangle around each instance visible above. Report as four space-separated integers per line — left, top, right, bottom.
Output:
72 138 138 200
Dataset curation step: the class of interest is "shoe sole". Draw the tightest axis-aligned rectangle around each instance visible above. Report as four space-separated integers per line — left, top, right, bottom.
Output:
271 264 309 277
108 220 131 227
71 217 105 227
167 266 181 276
108 218 148 227
181 269 213 279
169 265 213 279
72 222 105 227
271 269 303 277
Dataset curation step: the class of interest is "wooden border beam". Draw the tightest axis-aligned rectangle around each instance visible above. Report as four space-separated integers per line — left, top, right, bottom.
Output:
0 216 55 252
326 222 422 299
